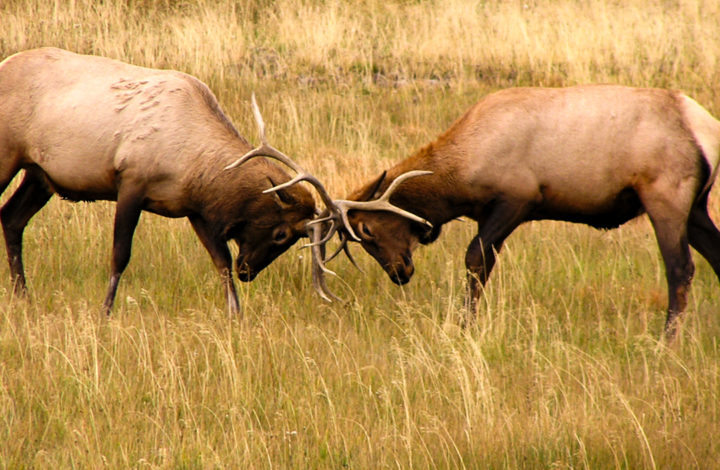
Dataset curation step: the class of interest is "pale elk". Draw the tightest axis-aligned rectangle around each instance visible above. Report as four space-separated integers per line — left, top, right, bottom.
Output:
330 85 720 338
0 47 336 314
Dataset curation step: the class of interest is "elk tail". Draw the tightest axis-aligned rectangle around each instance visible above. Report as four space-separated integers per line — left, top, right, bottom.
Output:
680 94 720 200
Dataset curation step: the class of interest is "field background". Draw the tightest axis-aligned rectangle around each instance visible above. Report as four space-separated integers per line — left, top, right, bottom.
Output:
2 0 720 468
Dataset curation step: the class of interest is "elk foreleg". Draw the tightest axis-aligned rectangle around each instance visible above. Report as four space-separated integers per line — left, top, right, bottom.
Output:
464 200 527 324
103 189 143 315
0 172 52 295
189 217 240 316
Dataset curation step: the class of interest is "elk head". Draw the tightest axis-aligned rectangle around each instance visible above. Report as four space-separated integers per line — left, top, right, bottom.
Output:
343 171 436 285
229 176 315 282
225 94 344 300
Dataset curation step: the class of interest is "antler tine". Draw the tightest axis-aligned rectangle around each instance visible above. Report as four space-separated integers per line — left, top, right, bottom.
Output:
341 240 362 271
306 213 336 227
225 145 293 171
263 172 334 213
307 223 343 303
323 235 346 263
301 218 339 248
224 93 278 171
337 203 361 241
324 233 363 272
377 170 433 204
223 95 340 213
305 169 434 275
308 171 435 244
224 93 305 174
250 93 267 145
330 170 434 230
339 199 431 227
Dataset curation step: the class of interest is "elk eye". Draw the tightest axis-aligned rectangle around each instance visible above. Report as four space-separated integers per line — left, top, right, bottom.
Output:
272 226 292 245
358 221 374 240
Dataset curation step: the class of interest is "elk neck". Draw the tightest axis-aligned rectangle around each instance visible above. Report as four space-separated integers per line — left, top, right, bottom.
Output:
184 137 274 211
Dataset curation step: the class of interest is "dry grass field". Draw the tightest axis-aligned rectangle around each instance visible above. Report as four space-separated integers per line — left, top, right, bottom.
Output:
1 0 720 468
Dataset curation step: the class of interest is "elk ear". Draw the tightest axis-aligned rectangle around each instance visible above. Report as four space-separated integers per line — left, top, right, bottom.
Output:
267 177 294 209
359 171 387 201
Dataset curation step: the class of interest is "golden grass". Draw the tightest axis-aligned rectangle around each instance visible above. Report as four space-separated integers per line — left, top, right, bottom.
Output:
2 0 720 468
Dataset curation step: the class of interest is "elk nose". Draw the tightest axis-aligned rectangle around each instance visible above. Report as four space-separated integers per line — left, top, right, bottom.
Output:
236 258 257 282
388 255 414 285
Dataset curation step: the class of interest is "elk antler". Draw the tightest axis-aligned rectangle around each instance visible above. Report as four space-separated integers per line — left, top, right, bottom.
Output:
325 170 433 241
225 94 337 211
225 93 346 301
307 222 343 303
306 170 433 272
226 93 433 302
302 170 434 303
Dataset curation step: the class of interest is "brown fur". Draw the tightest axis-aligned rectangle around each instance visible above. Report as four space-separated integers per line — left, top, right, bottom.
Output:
347 85 720 339
0 48 316 314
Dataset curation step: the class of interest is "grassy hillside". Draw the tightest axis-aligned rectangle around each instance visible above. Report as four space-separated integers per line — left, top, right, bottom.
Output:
1 0 720 467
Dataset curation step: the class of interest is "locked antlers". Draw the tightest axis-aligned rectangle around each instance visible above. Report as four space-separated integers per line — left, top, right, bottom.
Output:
226 93 432 301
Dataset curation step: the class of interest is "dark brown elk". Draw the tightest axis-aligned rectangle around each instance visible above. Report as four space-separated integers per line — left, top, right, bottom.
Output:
335 85 720 338
0 47 326 314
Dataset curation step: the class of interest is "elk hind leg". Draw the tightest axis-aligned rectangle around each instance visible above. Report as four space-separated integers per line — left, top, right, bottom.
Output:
687 194 720 282
0 172 52 294
0 138 24 193
643 192 695 340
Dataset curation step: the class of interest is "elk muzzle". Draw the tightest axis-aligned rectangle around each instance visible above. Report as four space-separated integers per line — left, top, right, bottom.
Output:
386 253 415 285
235 256 258 282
